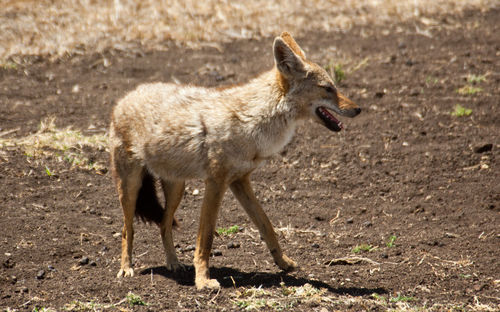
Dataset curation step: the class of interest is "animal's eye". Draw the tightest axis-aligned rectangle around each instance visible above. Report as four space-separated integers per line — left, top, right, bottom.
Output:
323 86 335 94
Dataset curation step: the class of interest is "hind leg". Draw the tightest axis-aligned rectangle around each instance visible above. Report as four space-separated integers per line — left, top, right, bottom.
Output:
112 156 143 278
160 179 185 271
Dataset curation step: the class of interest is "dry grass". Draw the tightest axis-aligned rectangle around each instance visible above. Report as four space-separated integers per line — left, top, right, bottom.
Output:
232 283 330 310
0 0 497 61
230 284 499 311
0 117 108 171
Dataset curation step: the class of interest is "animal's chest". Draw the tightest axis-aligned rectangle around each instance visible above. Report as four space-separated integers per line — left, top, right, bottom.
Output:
257 122 296 158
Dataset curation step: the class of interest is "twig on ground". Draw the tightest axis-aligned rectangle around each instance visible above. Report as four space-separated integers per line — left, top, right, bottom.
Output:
0 127 20 138
329 209 341 225
209 287 221 304
417 255 426 266
325 256 380 266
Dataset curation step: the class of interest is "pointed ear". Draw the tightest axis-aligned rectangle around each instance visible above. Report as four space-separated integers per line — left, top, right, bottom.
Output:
273 37 305 78
280 31 306 59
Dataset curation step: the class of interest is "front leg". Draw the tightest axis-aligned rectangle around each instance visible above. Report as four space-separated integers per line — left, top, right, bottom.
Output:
230 175 297 271
194 178 227 290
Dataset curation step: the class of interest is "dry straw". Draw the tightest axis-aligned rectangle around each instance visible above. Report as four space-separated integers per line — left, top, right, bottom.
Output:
0 0 496 61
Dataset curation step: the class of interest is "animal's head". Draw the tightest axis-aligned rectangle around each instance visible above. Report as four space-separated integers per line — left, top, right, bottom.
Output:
274 32 360 132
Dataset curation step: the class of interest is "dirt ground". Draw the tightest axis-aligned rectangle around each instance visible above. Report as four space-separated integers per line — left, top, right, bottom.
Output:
1 7 499 312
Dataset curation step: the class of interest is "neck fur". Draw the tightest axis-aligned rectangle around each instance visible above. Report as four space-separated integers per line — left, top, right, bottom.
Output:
226 69 298 157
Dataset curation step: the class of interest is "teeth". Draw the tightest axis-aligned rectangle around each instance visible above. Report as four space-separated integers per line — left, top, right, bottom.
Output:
320 108 337 122
316 106 343 131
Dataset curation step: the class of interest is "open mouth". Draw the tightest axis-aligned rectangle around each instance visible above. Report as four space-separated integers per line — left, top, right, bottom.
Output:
316 107 343 132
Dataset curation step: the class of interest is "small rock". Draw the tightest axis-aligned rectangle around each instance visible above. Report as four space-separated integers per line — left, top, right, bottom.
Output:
10 275 17 284
473 143 492 154
36 270 45 280
311 243 320 249
363 221 373 228
227 242 240 249
314 216 325 221
380 253 389 259
406 59 415 66
410 88 420 96
398 42 407 49
3 258 15 268
89 260 97 267
20 286 28 293
182 245 196 252
47 265 55 271
346 217 354 224
212 249 222 257
375 91 385 98
45 72 55 81
79 256 89 265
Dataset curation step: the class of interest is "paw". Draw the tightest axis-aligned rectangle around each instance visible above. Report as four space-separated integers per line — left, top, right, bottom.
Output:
166 261 186 272
276 254 297 272
116 267 134 278
196 278 220 290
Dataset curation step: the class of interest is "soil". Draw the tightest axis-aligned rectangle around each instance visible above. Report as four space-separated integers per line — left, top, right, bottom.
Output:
1 8 499 312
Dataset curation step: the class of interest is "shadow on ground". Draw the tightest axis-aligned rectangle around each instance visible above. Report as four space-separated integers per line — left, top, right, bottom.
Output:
141 265 387 296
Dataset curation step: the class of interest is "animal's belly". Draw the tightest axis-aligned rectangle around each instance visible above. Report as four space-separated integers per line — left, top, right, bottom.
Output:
143 141 208 180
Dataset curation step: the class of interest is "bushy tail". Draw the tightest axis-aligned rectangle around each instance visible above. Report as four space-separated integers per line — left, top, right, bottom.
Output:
135 171 178 227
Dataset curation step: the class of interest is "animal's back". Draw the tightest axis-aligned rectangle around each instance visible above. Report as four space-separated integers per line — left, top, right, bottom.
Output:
110 83 216 180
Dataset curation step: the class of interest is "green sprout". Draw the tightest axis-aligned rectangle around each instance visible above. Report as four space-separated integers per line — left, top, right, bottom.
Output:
467 74 486 84
325 61 345 84
217 225 240 235
126 292 146 306
386 235 397 248
456 85 482 95
45 166 53 177
352 244 374 253
451 104 472 117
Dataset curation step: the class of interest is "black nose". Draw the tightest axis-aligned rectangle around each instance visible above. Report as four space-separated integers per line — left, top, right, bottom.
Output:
354 107 361 115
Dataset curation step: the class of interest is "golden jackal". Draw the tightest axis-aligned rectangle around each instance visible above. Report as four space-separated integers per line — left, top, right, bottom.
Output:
110 32 360 289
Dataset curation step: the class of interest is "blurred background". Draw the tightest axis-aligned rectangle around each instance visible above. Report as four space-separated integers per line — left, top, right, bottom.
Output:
1 0 496 61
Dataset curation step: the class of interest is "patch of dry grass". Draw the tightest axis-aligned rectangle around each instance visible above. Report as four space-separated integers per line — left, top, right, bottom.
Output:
0 117 108 171
232 283 329 310
229 283 499 311
0 0 497 61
